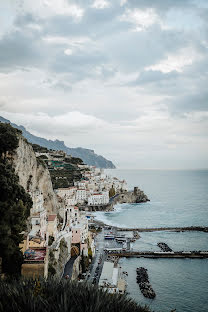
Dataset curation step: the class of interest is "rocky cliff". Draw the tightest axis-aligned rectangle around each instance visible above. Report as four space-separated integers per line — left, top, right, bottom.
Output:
0 116 116 169
87 187 150 212
12 135 58 213
106 187 150 211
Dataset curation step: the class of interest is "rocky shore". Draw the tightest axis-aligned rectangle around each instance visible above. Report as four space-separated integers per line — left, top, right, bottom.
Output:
84 187 149 212
105 187 150 211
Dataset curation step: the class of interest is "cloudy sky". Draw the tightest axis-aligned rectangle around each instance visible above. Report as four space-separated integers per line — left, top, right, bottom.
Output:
0 0 208 169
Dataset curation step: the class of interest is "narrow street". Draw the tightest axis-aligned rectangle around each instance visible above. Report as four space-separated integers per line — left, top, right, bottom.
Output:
87 226 122 285
87 228 106 284
63 256 77 279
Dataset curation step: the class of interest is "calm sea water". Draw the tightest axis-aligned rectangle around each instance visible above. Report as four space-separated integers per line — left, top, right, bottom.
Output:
95 169 208 312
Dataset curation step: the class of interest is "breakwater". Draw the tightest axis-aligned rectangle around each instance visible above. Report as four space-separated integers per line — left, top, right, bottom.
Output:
136 267 156 299
115 226 208 233
158 242 172 252
106 251 208 258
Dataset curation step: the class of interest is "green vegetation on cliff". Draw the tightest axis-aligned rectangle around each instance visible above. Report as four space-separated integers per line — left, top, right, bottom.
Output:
0 278 151 312
0 116 116 168
0 123 32 275
31 143 83 188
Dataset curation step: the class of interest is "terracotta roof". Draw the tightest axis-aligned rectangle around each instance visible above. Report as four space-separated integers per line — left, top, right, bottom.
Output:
48 214 57 221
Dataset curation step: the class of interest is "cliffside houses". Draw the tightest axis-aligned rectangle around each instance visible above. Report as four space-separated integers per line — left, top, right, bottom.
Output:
19 164 127 280
28 191 48 247
20 191 50 278
55 165 127 209
20 185 94 279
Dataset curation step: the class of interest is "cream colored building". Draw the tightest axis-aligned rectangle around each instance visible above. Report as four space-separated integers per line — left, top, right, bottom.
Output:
21 247 49 279
47 214 58 240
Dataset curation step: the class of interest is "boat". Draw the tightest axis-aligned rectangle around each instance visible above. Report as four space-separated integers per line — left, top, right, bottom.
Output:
115 236 126 242
104 234 115 240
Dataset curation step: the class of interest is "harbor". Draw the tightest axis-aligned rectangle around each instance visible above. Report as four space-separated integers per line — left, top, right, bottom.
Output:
87 222 208 299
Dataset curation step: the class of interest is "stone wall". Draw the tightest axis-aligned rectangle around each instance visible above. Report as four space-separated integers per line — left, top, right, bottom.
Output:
49 237 71 278
71 256 81 280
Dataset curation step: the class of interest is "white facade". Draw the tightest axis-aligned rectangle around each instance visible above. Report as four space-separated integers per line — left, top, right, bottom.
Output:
30 190 44 214
66 196 77 206
71 214 88 243
29 210 47 242
88 192 109 206
76 189 87 203
55 187 77 199
74 181 86 189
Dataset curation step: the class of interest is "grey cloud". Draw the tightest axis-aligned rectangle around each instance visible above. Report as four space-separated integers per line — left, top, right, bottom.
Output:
0 29 46 72
51 49 108 83
128 70 179 85
169 91 208 114
14 13 40 28
0 1 195 79
43 5 125 39
124 0 195 13
104 26 190 73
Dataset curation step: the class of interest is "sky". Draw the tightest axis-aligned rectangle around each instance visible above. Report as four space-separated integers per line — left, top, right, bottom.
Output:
0 0 208 169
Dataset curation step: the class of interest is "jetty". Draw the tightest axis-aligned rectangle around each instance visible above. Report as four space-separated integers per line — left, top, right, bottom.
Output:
115 226 208 233
136 267 156 299
105 250 208 259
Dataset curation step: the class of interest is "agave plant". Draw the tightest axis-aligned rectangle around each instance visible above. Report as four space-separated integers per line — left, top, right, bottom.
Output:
0 278 151 312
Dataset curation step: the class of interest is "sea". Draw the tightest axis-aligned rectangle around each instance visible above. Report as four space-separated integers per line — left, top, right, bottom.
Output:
94 169 208 312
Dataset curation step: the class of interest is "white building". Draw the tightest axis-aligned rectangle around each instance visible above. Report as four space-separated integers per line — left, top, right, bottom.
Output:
76 189 87 203
29 210 47 242
66 195 77 206
99 262 126 294
74 181 87 189
30 190 44 214
88 192 109 206
55 187 77 199
47 214 58 240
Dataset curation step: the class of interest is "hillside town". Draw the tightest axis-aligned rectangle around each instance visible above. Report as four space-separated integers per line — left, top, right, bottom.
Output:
19 151 128 294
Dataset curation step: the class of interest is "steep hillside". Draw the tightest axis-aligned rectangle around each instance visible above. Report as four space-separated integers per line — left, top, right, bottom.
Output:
0 116 116 168
12 135 58 213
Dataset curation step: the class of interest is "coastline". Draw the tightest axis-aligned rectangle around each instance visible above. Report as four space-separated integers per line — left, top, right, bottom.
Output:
93 217 208 233
107 187 150 210
87 187 150 212
92 169 208 312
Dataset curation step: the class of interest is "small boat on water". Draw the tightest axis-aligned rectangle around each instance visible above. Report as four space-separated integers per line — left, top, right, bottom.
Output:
104 233 115 240
123 271 128 276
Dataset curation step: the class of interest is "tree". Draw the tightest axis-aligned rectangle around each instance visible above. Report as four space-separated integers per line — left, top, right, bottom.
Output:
0 123 32 275
109 186 116 198
0 123 21 157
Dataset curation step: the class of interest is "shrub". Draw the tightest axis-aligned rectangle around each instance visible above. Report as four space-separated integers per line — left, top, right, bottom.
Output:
0 278 151 312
